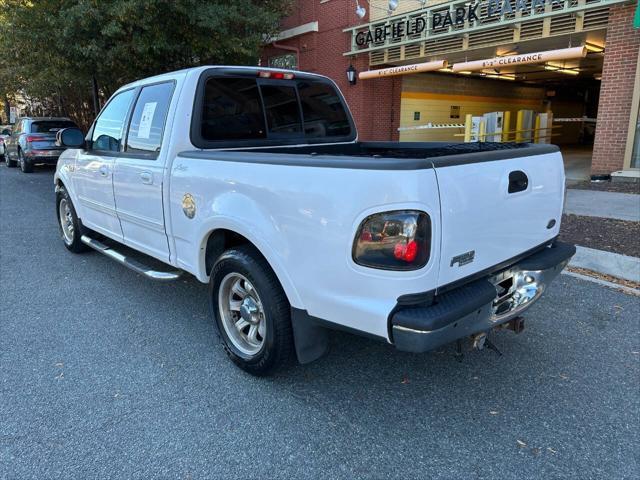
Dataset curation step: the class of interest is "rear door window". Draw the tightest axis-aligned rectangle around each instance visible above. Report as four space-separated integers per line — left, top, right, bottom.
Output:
126 82 174 155
201 78 266 141
259 84 302 135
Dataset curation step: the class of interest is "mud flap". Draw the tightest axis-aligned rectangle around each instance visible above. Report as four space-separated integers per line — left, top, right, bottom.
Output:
291 308 330 364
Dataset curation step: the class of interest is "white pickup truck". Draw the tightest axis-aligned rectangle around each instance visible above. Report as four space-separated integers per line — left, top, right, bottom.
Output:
54 66 575 375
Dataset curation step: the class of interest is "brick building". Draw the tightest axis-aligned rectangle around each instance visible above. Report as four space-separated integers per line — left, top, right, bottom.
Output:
262 0 640 180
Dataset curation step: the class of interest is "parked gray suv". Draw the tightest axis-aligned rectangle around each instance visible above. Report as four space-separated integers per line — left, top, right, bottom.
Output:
4 117 79 173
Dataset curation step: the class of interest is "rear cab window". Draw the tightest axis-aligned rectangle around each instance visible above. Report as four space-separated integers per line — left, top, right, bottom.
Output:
201 78 266 141
260 84 302 135
192 69 355 148
31 120 77 133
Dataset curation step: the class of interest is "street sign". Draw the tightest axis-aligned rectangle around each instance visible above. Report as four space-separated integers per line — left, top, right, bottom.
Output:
9 107 17 124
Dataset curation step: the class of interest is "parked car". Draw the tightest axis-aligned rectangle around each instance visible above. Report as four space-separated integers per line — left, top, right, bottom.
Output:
0 125 11 162
54 66 575 375
4 117 79 172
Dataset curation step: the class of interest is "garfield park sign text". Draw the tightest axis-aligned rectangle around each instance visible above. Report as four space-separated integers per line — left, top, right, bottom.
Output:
355 0 567 47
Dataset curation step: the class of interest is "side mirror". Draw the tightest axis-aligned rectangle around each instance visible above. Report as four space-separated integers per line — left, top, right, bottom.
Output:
56 127 85 148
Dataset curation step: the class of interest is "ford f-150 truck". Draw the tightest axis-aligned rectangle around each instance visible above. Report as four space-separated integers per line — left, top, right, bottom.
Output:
54 66 575 375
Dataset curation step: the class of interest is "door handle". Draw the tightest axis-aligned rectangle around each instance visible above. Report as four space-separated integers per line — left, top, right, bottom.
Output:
508 170 528 194
140 171 153 185
99 165 109 177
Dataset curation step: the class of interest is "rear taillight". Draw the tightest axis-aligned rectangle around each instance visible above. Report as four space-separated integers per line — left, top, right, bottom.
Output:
258 71 295 80
26 135 45 143
353 210 431 271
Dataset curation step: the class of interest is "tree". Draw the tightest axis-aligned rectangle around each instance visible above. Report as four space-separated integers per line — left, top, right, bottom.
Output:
0 0 290 128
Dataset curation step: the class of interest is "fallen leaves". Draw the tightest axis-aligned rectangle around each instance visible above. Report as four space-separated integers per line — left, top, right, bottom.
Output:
55 362 64 380
517 440 559 456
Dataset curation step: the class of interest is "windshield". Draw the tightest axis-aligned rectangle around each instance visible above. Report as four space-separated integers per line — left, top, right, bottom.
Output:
31 120 76 133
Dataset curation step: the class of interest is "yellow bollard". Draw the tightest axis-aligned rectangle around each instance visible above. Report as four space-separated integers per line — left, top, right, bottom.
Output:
533 115 541 143
502 111 511 142
464 114 473 142
515 111 524 143
478 120 486 143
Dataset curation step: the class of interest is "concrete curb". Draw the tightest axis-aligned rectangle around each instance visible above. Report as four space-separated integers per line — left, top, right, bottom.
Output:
569 245 640 283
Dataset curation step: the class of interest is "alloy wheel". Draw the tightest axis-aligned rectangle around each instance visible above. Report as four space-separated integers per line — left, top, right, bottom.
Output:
59 198 75 244
218 273 267 356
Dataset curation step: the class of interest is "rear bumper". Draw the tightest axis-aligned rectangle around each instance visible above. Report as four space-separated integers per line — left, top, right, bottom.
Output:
24 151 61 164
391 241 576 353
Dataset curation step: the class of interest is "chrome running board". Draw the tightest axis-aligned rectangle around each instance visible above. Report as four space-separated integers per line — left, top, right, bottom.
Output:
80 235 183 282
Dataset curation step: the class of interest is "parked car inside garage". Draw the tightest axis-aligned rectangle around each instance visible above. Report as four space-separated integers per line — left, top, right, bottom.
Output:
4 117 79 172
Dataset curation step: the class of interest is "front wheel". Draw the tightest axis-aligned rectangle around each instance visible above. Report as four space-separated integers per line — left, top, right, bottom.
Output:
210 246 293 376
56 186 88 253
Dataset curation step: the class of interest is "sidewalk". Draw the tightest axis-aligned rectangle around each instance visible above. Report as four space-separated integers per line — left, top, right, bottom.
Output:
562 188 639 285
564 189 640 222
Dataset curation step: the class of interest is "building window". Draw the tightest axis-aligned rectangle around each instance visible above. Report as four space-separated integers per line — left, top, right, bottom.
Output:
268 53 298 70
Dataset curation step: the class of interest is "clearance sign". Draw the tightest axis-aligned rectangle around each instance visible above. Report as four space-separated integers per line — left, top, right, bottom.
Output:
451 46 587 72
358 47 586 79
359 60 448 80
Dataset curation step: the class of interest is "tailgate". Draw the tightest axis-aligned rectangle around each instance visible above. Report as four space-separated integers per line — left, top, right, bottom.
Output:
29 134 59 150
433 147 565 288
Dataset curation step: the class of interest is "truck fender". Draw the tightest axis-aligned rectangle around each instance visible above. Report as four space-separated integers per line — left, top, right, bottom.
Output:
54 152 81 212
194 202 304 310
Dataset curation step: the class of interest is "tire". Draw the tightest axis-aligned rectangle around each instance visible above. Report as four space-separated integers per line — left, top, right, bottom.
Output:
5 152 17 168
18 150 33 173
210 245 293 376
56 185 88 253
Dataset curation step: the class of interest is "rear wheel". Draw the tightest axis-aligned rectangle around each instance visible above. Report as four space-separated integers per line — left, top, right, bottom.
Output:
56 186 88 253
5 152 17 167
18 150 33 173
210 246 293 376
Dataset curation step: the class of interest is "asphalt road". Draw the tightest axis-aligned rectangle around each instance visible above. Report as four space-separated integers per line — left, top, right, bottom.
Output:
1 164 639 479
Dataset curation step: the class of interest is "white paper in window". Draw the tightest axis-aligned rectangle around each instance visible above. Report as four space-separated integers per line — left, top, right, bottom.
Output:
137 102 157 139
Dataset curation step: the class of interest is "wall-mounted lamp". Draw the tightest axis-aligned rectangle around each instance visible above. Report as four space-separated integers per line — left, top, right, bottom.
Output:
347 64 358 85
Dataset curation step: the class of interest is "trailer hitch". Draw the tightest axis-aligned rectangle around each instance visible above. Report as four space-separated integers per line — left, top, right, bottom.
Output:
471 332 503 356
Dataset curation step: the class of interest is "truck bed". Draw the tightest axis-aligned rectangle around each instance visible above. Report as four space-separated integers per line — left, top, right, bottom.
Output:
241 141 535 159
180 142 559 170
